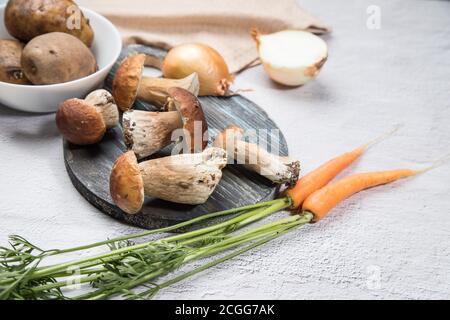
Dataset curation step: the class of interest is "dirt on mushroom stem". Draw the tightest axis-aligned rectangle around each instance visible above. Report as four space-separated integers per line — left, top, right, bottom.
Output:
213 125 300 186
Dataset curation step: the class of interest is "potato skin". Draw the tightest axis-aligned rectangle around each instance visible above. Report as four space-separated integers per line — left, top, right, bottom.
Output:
5 0 94 47
0 39 30 84
21 32 97 85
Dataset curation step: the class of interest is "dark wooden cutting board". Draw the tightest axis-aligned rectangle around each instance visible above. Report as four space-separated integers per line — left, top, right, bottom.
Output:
63 45 289 230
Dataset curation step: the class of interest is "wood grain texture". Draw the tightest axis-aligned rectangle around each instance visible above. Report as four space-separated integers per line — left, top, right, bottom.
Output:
64 45 289 230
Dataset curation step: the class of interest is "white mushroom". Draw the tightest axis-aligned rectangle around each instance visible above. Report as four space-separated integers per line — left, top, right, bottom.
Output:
214 125 300 186
110 148 228 214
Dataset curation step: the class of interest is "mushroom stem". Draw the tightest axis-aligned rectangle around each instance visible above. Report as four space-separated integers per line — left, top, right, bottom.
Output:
123 110 183 159
85 90 119 129
214 126 300 186
137 73 199 108
112 54 200 111
110 148 227 214
123 87 209 159
140 148 227 205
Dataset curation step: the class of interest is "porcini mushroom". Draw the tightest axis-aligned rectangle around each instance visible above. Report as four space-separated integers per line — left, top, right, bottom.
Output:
123 87 209 159
0 39 29 84
112 54 199 111
56 89 119 145
110 148 228 214
214 125 300 186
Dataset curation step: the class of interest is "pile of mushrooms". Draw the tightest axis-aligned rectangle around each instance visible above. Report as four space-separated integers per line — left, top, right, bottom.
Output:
0 0 97 85
48 22 304 214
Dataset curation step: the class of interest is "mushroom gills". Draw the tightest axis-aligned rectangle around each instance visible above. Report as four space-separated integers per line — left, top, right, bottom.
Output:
140 148 227 205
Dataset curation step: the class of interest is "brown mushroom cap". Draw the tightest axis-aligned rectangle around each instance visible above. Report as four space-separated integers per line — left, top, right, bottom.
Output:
110 151 145 215
112 54 145 112
168 87 208 153
55 99 106 145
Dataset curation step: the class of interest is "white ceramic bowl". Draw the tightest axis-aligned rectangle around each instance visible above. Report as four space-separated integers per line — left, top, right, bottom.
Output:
0 5 122 113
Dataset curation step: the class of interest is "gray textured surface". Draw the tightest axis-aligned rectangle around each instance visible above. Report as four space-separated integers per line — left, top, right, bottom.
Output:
1 0 450 299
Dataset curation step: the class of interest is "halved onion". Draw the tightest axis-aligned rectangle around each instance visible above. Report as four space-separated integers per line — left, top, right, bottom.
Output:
162 43 234 96
252 29 328 86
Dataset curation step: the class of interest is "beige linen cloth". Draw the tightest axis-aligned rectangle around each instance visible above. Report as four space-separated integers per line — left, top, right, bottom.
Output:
84 0 330 73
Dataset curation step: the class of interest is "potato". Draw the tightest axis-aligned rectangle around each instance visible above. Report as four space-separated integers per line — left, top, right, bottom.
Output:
21 32 97 85
5 0 94 47
0 39 30 84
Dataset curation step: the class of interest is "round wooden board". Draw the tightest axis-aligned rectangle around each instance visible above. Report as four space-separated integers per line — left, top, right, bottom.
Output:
64 45 289 230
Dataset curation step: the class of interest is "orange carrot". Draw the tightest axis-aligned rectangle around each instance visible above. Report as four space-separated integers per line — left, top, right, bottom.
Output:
287 126 400 209
302 169 420 222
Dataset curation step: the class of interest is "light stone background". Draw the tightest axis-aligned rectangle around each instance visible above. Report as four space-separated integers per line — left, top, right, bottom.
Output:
1 0 449 299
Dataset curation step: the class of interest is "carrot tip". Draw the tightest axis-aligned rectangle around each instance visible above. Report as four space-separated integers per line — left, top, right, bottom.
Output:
362 124 403 151
417 153 450 174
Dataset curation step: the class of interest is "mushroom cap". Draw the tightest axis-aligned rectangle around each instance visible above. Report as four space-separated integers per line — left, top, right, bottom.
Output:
110 151 145 215
55 98 106 145
168 87 208 153
112 54 145 112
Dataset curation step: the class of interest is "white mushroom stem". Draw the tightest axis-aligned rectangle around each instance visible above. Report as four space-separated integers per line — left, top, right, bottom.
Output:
214 126 300 186
123 110 183 159
139 147 227 204
85 89 119 128
137 73 199 108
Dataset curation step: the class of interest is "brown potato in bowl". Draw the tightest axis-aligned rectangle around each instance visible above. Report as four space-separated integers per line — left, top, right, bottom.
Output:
21 32 97 85
5 0 94 47
0 39 29 84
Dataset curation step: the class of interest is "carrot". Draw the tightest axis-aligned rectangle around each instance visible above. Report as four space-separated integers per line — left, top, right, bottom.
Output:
287 126 400 209
303 169 421 222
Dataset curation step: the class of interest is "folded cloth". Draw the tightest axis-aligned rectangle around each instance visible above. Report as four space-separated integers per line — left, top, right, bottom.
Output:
81 0 330 73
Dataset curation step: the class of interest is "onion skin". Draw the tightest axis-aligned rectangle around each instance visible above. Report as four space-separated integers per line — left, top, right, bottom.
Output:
162 43 234 96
